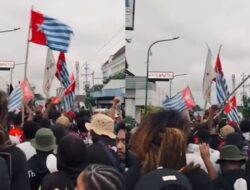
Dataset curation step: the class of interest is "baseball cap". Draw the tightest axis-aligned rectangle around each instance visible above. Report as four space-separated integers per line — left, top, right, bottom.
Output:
135 168 192 190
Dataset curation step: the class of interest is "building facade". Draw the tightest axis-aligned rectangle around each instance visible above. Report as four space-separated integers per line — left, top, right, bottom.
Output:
101 46 125 79
125 76 167 123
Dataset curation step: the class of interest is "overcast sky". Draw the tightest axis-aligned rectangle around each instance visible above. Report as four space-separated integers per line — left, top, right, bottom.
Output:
0 0 124 95
126 0 250 107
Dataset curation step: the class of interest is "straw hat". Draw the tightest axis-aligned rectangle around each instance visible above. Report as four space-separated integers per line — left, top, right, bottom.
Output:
56 115 70 128
219 125 235 139
85 113 115 139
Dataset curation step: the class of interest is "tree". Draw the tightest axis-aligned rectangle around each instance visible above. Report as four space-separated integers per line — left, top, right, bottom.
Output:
91 84 104 92
103 70 126 84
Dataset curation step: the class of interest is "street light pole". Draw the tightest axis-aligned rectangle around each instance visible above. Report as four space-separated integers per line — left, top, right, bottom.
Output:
169 79 173 98
10 62 25 84
0 27 20 34
144 37 180 114
169 73 187 98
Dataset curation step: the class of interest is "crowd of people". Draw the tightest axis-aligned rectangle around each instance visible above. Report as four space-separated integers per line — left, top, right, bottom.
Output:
1 89 250 190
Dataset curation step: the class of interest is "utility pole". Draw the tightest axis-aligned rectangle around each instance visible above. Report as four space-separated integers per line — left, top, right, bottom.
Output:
241 72 247 106
92 71 95 86
82 62 89 95
242 72 246 96
83 62 89 84
232 74 236 90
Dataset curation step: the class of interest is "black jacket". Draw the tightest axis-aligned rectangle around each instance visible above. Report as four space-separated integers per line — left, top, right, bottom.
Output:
28 152 50 190
87 137 120 169
0 156 11 190
213 169 247 190
0 145 30 190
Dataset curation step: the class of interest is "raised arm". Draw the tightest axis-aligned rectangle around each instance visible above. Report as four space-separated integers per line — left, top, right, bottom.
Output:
108 96 120 120
199 143 218 180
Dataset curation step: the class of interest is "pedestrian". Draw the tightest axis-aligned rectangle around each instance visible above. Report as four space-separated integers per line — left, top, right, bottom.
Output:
126 110 188 189
200 144 248 190
85 113 120 169
0 90 30 190
76 164 125 190
134 167 192 190
28 128 57 190
40 134 88 190
16 120 39 160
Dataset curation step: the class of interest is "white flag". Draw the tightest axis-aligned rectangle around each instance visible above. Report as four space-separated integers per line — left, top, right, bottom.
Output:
202 47 217 104
43 48 56 98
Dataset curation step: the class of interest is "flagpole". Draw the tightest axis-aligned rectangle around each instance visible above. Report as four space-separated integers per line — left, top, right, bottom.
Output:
218 45 222 55
24 6 33 80
203 100 207 119
22 6 33 123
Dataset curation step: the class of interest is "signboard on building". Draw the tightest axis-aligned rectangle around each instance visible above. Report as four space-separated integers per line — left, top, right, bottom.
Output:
126 0 135 30
148 71 174 81
0 61 15 70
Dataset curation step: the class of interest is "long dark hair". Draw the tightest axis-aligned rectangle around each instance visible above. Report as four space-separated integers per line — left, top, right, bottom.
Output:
0 90 12 148
0 90 8 128
130 110 187 174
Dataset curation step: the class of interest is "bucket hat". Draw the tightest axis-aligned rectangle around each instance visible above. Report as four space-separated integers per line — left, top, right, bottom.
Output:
85 113 115 139
219 125 235 139
216 145 246 163
31 128 56 152
56 115 70 128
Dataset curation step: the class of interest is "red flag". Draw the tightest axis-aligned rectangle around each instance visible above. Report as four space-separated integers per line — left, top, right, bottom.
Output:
70 73 76 92
64 81 76 96
30 10 47 45
20 80 34 102
64 75 76 96
182 86 196 109
55 52 65 79
215 55 224 75
51 97 61 104
224 96 237 114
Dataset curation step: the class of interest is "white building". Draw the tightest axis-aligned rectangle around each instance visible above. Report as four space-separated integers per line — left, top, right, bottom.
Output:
90 79 125 107
102 46 125 79
125 76 167 123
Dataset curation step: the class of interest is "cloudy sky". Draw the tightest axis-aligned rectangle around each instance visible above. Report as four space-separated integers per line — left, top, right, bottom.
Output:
126 0 250 106
0 0 124 95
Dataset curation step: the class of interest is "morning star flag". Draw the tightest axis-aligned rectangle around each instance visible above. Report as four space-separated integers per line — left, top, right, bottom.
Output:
202 47 217 104
30 10 73 53
20 80 34 102
8 86 23 112
55 52 75 111
43 48 56 98
215 54 240 123
224 96 237 115
162 86 196 112
62 74 76 111
55 52 71 88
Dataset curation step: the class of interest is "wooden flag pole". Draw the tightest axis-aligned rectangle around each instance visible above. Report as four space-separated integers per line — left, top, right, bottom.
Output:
203 100 207 119
22 6 33 123
24 6 33 80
